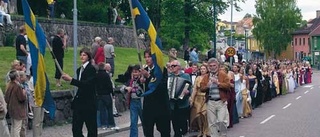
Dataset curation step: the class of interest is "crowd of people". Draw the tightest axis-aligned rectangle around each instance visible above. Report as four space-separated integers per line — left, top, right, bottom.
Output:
0 26 314 137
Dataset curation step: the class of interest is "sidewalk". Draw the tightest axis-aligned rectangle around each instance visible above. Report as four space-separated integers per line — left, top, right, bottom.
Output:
26 110 138 137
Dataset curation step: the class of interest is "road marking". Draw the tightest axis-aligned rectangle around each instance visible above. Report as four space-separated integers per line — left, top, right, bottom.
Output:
296 96 301 100
303 85 313 88
240 136 245 137
260 115 275 124
304 90 309 94
282 103 292 109
310 87 314 90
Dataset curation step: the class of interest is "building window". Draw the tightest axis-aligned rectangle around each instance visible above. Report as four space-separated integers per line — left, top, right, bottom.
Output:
308 38 310 46
295 38 297 46
299 38 301 45
303 38 305 45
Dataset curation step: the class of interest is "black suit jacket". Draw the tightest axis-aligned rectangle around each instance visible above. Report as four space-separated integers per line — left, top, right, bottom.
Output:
71 63 97 111
143 67 170 115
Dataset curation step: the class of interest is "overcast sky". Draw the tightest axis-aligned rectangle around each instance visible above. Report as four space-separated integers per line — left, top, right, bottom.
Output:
219 0 320 21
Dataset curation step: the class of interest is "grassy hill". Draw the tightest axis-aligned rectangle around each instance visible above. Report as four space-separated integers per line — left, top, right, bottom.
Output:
0 46 182 91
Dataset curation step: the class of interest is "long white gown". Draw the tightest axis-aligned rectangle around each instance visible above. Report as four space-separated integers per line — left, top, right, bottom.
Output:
234 74 243 117
287 71 295 93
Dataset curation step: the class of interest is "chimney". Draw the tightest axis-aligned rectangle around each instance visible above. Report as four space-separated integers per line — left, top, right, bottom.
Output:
317 10 320 18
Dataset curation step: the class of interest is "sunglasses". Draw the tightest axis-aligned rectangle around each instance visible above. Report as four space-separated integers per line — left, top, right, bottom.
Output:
170 65 179 68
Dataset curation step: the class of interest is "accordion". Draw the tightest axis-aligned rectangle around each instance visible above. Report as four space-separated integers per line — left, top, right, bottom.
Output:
168 76 191 100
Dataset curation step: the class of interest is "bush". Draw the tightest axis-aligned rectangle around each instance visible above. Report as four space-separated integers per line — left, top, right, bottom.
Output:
4 32 16 47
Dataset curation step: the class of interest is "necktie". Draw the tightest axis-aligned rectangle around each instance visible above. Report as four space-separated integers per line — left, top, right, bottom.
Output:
79 66 84 80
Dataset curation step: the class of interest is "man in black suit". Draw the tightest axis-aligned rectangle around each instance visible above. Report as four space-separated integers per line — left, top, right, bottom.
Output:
140 49 171 137
62 47 97 137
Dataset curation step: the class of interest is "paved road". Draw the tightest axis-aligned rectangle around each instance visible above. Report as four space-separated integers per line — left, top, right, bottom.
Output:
109 72 320 137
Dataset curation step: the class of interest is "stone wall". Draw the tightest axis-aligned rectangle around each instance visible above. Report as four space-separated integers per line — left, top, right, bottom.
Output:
3 16 144 48
50 88 127 122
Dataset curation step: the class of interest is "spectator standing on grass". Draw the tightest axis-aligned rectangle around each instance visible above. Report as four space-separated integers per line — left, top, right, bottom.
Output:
5 60 21 83
104 37 116 77
190 47 199 64
168 48 177 62
16 26 28 67
94 40 105 65
5 70 27 137
184 47 190 68
52 28 67 87
91 36 102 59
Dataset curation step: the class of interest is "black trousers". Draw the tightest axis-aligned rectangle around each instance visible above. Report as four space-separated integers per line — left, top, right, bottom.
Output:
54 57 63 79
142 109 170 137
171 107 189 137
72 109 97 137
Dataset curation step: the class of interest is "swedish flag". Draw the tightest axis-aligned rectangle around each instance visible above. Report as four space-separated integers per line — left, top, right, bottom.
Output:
21 0 55 119
131 0 164 96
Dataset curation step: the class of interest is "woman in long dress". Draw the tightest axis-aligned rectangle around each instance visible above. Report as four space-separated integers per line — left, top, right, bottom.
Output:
261 66 271 102
233 65 243 117
189 65 209 136
287 65 295 93
305 62 312 84
281 64 288 95
247 68 257 109
240 67 252 118
220 64 238 128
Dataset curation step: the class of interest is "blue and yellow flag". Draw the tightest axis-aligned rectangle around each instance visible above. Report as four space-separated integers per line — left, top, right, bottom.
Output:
131 0 164 96
21 0 55 119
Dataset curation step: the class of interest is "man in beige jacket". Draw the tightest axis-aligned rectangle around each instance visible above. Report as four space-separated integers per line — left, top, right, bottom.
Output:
0 88 10 137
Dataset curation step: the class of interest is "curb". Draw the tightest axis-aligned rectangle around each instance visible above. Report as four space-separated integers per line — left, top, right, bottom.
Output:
98 122 142 137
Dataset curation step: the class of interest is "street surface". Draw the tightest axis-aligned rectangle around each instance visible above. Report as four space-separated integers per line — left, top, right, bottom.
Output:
109 71 320 137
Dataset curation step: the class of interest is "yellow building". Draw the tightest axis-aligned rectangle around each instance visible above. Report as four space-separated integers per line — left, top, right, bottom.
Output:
217 21 237 32
248 36 293 60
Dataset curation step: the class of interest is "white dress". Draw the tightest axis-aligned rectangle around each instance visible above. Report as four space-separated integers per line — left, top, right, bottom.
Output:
234 74 243 116
287 72 295 93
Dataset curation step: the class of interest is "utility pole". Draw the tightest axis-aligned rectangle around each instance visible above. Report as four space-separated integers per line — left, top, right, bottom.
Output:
230 0 233 66
213 0 217 58
73 0 78 95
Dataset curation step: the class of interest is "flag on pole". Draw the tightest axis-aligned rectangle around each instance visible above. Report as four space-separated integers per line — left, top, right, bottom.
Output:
21 0 55 119
131 0 164 96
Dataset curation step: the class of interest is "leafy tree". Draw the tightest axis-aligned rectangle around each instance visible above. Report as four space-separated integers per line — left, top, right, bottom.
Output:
161 0 245 51
253 0 302 57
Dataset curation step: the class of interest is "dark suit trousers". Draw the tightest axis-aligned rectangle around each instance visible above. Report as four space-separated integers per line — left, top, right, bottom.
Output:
72 109 97 137
142 109 170 137
171 107 189 137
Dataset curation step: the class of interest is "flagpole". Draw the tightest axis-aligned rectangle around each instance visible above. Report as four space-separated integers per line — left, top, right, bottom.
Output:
128 0 143 68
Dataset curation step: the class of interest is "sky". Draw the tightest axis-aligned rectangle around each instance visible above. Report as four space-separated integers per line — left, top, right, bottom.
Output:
219 0 320 22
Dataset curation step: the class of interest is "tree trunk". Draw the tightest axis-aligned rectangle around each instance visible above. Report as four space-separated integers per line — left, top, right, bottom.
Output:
183 0 191 49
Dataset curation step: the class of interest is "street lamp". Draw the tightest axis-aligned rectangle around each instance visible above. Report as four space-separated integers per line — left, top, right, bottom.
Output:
243 24 249 61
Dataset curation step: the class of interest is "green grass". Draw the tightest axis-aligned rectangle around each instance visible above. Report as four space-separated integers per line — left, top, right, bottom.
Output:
0 47 183 91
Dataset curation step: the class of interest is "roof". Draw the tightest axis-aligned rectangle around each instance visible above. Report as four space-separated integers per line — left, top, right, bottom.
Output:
309 24 320 36
292 17 320 35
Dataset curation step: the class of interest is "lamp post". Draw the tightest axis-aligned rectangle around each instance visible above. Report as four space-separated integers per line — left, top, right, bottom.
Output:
243 24 249 61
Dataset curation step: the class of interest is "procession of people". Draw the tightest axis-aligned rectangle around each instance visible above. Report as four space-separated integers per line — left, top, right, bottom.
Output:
0 23 314 137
